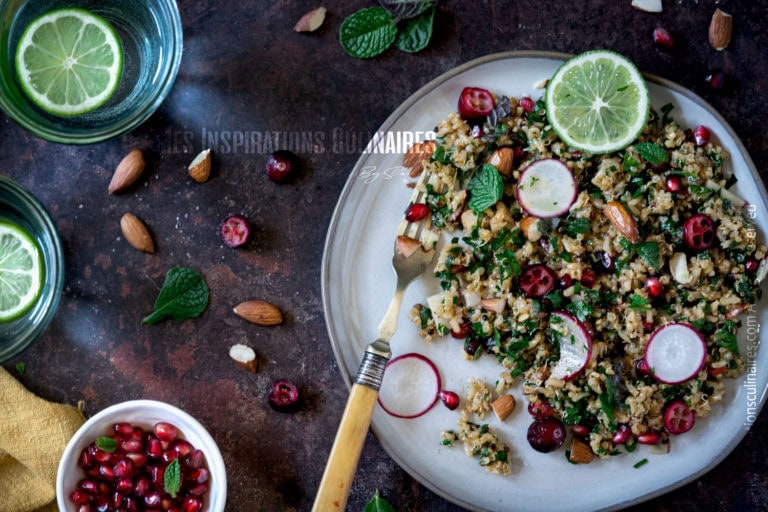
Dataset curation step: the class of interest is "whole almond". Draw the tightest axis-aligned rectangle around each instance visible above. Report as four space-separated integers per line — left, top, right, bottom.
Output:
709 8 733 51
403 140 436 177
109 149 145 194
487 147 514 176
120 213 155 253
294 7 326 32
188 148 212 183
604 201 639 243
234 300 283 326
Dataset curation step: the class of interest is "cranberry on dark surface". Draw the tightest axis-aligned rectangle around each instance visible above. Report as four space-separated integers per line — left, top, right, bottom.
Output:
705 71 728 91
405 203 430 222
745 258 760 272
653 27 674 48
519 264 557 298
266 150 297 182
520 96 536 113
220 214 252 248
268 379 301 412
693 125 711 146
683 214 716 251
458 87 495 120
527 417 567 453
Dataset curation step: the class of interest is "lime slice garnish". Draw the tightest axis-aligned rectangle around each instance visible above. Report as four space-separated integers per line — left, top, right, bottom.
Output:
545 50 650 154
14 8 123 117
0 220 44 323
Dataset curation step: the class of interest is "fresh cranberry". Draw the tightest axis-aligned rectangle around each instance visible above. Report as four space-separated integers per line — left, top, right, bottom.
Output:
693 125 711 146
527 417 566 453
519 264 557 298
520 96 536 113
269 379 301 412
450 321 472 339
580 269 597 288
404 203 430 222
745 258 760 272
219 214 252 248
527 399 555 419
646 276 663 298
705 71 728 91
265 150 297 182
683 214 716 250
612 424 631 445
439 390 461 410
558 273 573 289
458 87 495 120
665 175 684 193
664 401 696 434
653 27 674 48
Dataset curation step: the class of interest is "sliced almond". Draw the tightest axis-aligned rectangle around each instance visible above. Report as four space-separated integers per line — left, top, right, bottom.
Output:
188 148 212 183
460 210 478 232
109 149 145 194
233 300 283 326
709 8 733 51
604 201 639 243
403 140 436 177
229 344 258 372
294 7 327 32
569 438 594 464
395 235 421 258
520 216 542 242
481 297 506 314
487 147 514 176
631 0 662 13
120 213 154 253
670 252 692 284
491 394 516 421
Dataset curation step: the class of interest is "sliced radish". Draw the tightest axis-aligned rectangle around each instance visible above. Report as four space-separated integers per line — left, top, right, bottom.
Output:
549 311 592 381
644 323 706 384
515 159 577 218
378 353 442 418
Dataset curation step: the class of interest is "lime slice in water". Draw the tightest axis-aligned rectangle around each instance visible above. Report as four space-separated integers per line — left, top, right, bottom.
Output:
0 221 44 323
545 50 650 154
15 7 123 117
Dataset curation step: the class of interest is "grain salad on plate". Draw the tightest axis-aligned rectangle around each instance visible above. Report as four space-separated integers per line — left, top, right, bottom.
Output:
402 83 767 469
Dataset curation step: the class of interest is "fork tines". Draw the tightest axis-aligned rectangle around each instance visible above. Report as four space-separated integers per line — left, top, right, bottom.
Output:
396 170 439 251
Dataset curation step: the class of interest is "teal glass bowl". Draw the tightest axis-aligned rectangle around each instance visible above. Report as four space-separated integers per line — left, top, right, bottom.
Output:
0 176 64 362
0 0 183 144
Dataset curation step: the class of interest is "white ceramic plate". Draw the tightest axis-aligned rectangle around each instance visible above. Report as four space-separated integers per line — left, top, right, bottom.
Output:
321 52 768 512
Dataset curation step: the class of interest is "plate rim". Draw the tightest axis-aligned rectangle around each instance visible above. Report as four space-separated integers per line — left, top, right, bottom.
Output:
320 50 768 511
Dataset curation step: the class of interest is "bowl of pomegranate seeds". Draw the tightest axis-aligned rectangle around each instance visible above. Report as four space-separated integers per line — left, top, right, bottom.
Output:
56 400 226 512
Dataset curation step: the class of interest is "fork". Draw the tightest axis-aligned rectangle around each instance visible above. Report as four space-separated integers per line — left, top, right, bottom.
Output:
312 171 439 512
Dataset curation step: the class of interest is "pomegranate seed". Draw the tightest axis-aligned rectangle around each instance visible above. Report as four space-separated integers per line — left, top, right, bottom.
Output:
77 505 94 512
146 437 163 458
705 71 727 91
172 439 194 457
182 496 204 512
571 424 590 437
527 399 555 419
123 496 138 512
87 466 101 478
439 390 461 410
665 175 683 193
693 125 710 146
162 450 179 464
594 252 615 273
265 150 297 183
405 203 429 222
149 464 165 487
131 426 144 440
133 476 151 497
92 496 109 512
642 320 655 333
111 491 124 508
636 359 651 375
745 258 760 272
79 447 95 468
120 438 143 453
115 477 134 493
652 27 674 48
98 465 115 481
144 491 162 507
637 431 661 445
78 479 99 494
113 457 134 479
450 321 472 339
458 87 495 120
580 269 597 288
70 490 92 505
125 452 148 468
520 96 536 113
558 273 573 289
519 264 557 298
646 276 663 298
113 422 134 438
612 424 631 445
188 467 210 484
470 124 484 138
513 146 527 160
184 449 205 470
92 448 113 464
683 214 716 251
664 400 696 434
708 365 728 376
188 483 209 497
153 422 178 443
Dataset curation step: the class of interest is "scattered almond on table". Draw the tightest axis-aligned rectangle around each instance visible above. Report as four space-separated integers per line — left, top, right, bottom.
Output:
120 213 155 253
709 8 733 51
233 300 283 326
188 148 212 183
109 149 145 194
294 7 326 33
229 344 258 372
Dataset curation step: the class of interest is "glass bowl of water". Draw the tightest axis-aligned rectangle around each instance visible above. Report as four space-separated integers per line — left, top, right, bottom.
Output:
0 176 65 363
0 0 183 144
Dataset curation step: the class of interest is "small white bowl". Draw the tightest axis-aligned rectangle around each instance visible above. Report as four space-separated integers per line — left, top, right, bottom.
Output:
57 400 226 511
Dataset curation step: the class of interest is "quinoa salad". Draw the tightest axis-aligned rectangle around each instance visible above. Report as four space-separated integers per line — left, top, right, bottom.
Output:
404 90 767 467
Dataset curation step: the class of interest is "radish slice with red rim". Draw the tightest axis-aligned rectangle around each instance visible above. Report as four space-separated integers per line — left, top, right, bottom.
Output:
378 353 442 418
549 311 592 381
644 323 706 384
516 159 577 218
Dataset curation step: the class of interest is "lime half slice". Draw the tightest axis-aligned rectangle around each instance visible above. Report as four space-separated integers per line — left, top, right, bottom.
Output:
545 50 650 154
15 8 123 117
0 221 44 323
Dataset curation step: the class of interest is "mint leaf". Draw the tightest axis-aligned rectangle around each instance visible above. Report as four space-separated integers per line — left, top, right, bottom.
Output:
164 458 181 498
380 0 434 20
142 267 209 325
395 6 435 53
96 437 117 453
714 320 739 355
634 142 669 166
636 241 660 270
467 164 503 213
340 7 397 59
15 362 24 375
364 489 396 512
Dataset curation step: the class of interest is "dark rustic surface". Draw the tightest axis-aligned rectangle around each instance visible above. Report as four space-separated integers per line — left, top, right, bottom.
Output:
2 1 768 511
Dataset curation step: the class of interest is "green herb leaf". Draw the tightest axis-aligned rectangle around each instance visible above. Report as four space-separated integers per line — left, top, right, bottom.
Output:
394 5 434 53
563 217 591 237
634 142 669 166
96 437 117 453
566 299 593 322
635 241 660 270
633 458 649 469
627 293 649 311
714 320 739 355
142 268 210 325
15 362 24 375
164 458 181 498
364 489 396 512
467 164 503 213
380 0 433 20
340 7 398 59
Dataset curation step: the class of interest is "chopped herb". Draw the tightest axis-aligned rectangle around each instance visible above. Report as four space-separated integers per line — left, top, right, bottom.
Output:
634 142 669 166
633 458 649 469
432 144 453 164
714 320 739 355
635 241 661 270
563 217 591 237
544 291 564 309
15 362 25 375
627 293 650 311
566 299 593 322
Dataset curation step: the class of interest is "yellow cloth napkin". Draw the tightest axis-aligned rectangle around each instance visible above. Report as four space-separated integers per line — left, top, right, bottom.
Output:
0 367 84 512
